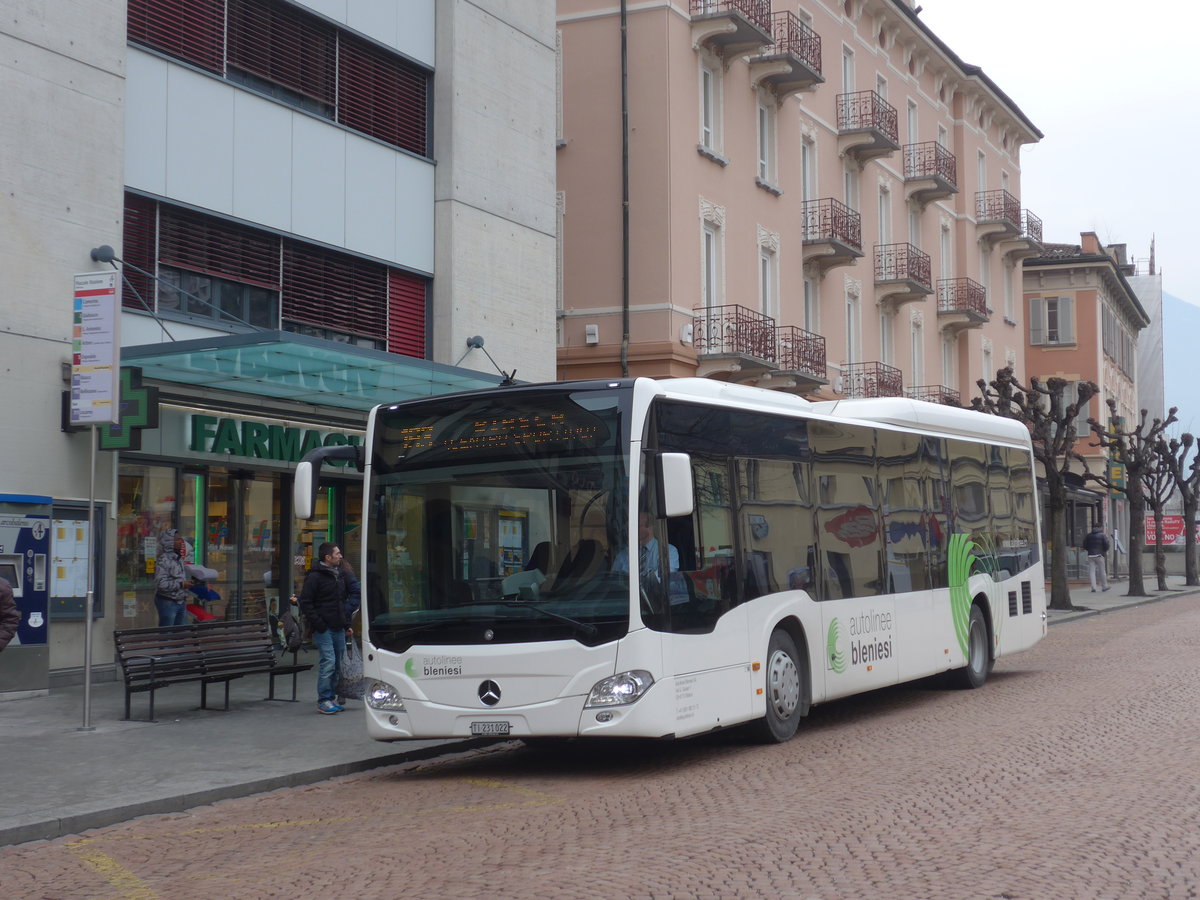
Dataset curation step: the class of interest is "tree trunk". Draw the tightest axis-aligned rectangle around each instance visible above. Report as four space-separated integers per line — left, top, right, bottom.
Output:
1046 500 1074 610
1184 497 1199 586
1152 506 1168 591
1126 493 1147 596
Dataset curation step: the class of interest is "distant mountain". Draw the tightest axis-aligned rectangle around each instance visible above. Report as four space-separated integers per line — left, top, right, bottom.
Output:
1164 291 1200 435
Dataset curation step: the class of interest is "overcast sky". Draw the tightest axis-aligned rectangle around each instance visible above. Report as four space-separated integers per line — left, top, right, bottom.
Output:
917 1 1200 304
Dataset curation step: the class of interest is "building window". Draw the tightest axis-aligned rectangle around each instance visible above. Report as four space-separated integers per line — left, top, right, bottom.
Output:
1003 264 1015 322
699 62 722 154
842 46 855 92
880 310 894 365
942 334 956 387
757 100 776 184
907 99 918 142
801 136 816 201
122 193 426 355
845 290 860 364
803 275 819 333
759 246 777 318
128 0 429 156
878 185 892 244
910 316 924 384
1029 296 1075 345
940 224 952 279
701 222 722 307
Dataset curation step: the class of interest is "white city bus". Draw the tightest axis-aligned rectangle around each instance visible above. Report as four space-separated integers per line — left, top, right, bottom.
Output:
295 377 1046 743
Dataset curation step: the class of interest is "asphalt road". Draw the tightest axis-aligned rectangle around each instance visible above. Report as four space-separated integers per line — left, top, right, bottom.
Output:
3 594 1199 900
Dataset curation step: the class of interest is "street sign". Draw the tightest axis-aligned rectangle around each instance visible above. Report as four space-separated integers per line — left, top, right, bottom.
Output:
70 272 120 425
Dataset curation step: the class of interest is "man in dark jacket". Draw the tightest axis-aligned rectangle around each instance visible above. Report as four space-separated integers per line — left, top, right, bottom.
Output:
299 542 350 714
1082 524 1110 592
0 576 20 652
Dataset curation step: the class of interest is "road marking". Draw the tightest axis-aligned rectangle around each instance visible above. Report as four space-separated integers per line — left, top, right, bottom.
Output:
68 840 158 900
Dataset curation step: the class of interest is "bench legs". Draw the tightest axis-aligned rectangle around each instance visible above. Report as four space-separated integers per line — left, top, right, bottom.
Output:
124 686 159 723
266 668 301 702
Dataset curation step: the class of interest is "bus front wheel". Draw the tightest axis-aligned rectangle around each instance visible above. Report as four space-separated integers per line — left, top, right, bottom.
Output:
753 629 804 743
948 604 990 690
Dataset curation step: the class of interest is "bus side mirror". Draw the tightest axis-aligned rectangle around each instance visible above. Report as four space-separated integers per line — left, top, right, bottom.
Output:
294 444 363 519
658 452 694 518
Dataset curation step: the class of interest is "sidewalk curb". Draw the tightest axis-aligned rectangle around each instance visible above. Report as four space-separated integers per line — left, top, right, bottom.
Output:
1048 587 1200 626
1 739 484 848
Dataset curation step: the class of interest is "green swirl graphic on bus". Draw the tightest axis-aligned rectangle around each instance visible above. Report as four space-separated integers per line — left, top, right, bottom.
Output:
948 532 977 658
826 618 847 674
404 658 418 677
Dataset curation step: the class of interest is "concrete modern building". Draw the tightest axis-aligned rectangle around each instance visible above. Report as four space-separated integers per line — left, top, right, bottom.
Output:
0 1 557 693
556 0 1042 404
1022 233 1151 574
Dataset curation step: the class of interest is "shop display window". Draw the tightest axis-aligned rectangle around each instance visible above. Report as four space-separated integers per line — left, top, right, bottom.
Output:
116 464 178 629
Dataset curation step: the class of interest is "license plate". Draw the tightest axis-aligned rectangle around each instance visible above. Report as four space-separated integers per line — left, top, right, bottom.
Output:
470 721 511 736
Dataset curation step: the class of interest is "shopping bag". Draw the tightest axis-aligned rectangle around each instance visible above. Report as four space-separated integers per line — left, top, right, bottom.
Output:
338 639 366 700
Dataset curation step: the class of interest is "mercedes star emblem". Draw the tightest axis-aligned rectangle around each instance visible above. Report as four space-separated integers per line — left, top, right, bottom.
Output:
478 680 501 706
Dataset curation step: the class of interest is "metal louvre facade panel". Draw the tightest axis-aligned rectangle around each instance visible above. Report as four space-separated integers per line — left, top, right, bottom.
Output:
159 206 280 290
121 194 159 311
126 0 429 155
122 195 427 356
227 0 337 108
281 242 387 343
127 0 225 74
388 270 427 357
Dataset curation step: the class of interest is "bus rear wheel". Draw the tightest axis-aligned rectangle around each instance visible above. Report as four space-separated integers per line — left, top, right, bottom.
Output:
753 629 803 743
948 604 990 690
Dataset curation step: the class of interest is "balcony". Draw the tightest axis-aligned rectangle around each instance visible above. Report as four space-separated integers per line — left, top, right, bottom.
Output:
975 189 1022 246
836 90 899 165
690 0 773 56
748 11 823 98
774 325 827 391
801 198 863 273
842 361 903 398
906 384 961 405
903 142 957 207
874 242 932 309
994 208 1045 261
937 277 988 331
693 303 777 379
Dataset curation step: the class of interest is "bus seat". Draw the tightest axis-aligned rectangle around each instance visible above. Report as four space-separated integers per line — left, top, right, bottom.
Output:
555 539 603 585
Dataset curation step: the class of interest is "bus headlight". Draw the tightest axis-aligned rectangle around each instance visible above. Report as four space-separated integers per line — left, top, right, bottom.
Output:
586 670 654 707
365 681 407 711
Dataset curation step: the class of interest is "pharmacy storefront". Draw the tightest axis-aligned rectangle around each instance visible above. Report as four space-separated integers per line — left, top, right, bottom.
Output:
114 333 504 633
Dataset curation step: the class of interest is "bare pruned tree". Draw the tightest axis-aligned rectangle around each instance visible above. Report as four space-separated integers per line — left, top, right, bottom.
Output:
970 368 1097 611
1143 440 1175 591
1159 433 1200 586
1086 400 1178 597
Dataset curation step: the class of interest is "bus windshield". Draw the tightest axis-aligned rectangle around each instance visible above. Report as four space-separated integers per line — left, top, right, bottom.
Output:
366 385 632 651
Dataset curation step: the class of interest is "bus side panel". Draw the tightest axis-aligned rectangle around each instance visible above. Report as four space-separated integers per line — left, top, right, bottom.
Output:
658 605 754 736
820 596 899 702
991 561 1048 657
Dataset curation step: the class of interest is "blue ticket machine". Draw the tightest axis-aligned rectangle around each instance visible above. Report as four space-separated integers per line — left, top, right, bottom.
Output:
0 496 52 696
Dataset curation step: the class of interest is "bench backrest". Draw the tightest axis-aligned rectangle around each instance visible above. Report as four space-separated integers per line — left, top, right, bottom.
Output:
114 619 279 681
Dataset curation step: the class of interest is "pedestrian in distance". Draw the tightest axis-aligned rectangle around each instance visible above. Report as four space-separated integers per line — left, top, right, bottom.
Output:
1083 524 1111 592
0 576 20 652
154 528 193 626
298 542 351 715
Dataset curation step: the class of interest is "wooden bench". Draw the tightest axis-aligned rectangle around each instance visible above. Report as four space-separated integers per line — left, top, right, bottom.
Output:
114 619 313 722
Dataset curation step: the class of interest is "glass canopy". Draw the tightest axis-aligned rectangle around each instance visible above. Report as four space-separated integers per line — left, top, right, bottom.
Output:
121 331 507 410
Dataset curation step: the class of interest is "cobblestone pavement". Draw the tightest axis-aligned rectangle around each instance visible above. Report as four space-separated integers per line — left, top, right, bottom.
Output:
4 596 1200 900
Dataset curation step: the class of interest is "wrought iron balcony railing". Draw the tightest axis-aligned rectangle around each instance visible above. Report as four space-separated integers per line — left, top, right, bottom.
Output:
843 361 903 398
776 325 826 381
1021 209 1043 244
836 90 898 144
874 242 932 290
689 0 772 32
693 304 777 363
906 384 961 405
903 141 957 188
976 189 1021 228
937 277 988 319
801 198 862 251
761 10 821 74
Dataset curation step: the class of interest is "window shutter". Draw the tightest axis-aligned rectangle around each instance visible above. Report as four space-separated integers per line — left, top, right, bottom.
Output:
159 206 280 289
1029 297 1044 345
282 243 387 342
338 33 429 155
121 194 159 311
227 0 337 107
127 0 225 74
387 271 428 357
1060 296 1074 343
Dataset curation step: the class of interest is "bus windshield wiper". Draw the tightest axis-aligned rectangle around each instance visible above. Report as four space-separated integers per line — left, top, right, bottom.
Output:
500 600 598 638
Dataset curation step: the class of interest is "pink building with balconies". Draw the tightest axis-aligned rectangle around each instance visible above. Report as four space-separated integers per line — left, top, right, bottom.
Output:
556 0 1043 401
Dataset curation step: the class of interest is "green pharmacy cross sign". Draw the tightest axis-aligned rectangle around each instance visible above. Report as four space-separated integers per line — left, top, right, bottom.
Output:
98 367 160 451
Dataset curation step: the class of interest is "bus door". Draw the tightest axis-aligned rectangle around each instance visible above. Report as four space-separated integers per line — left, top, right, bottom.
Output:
655 456 752 734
